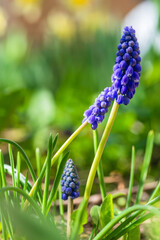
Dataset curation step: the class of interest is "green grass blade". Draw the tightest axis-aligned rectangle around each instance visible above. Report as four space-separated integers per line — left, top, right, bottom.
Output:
135 130 154 204
36 148 41 177
102 196 160 240
21 171 29 208
58 154 64 222
93 204 160 240
149 180 160 201
93 130 106 201
4 164 32 192
0 186 43 218
27 133 59 203
0 138 37 183
52 134 58 152
0 150 7 187
8 144 16 188
126 146 135 209
42 135 53 215
0 201 66 240
16 152 21 189
58 185 64 222
1 216 8 240
111 213 153 240
47 151 69 214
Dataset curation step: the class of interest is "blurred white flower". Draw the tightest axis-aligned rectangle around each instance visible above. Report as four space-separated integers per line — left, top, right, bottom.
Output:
123 1 159 56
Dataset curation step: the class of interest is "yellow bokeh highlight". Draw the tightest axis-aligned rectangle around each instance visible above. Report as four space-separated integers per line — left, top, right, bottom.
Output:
15 0 40 6
80 11 108 34
71 0 90 6
64 0 91 10
14 0 41 23
0 8 7 36
47 12 76 40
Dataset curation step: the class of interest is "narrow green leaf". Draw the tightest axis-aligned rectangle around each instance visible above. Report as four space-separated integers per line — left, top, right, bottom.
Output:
42 134 52 215
1 216 7 240
100 194 114 230
71 208 88 234
8 144 16 189
0 138 37 183
46 152 69 213
90 205 100 226
4 164 32 192
28 133 59 202
16 152 21 189
58 154 64 222
126 226 140 240
126 146 135 209
0 201 65 240
136 130 154 204
52 134 58 152
21 171 29 208
36 148 41 177
113 213 151 240
0 186 43 218
93 130 106 201
149 180 160 201
0 150 7 187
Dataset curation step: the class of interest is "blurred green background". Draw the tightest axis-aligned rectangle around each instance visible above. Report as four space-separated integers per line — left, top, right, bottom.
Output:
0 0 160 184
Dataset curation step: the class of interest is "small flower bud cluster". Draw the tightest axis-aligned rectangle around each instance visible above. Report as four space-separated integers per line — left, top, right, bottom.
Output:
83 26 141 130
112 26 141 105
61 159 80 200
83 86 117 130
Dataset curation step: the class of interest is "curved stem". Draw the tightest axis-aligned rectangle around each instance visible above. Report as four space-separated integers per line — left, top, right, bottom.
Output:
71 101 119 240
23 120 88 208
84 101 119 200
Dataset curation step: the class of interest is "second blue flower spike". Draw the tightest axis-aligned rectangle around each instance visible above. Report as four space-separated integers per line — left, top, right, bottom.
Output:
61 159 80 200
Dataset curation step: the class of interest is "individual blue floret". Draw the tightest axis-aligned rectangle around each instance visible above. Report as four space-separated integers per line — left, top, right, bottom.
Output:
111 26 141 105
61 159 80 200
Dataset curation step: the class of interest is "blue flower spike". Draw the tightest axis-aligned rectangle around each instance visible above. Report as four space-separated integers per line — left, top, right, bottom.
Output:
83 26 141 130
112 26 141 105
83 86 114 130
61 159 80 200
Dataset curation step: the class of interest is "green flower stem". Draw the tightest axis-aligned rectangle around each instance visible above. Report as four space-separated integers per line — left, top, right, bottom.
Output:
93 130 106 201
24 120 88 208
84 101 119 201
71 101 119 240
93 204 160 240
67 197 73 238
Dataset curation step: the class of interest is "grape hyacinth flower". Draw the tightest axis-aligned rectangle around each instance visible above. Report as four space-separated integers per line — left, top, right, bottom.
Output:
83 86 117 130
83 26 141 130
112 26 141 105
61 159 80 200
